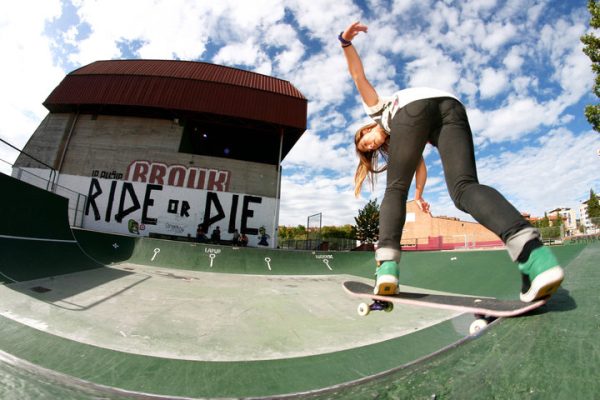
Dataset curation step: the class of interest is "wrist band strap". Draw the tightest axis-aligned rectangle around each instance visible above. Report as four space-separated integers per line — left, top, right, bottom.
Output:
338 32 352 45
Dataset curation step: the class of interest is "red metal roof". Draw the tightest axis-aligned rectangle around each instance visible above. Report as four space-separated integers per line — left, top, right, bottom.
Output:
43 60 307 130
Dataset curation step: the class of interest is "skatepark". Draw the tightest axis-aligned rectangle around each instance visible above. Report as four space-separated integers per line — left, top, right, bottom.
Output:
1 58 598 399
0 173 598 399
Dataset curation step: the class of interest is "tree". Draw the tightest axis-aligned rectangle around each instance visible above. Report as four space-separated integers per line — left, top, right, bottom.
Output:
278 225 306 241
353 199 380 244
581 0 600 132
554 213 563 227
588 188 600 219
539 212 550 228
321 225 354 239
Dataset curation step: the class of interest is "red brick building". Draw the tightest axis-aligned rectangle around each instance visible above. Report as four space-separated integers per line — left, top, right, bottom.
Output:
400 201 503 251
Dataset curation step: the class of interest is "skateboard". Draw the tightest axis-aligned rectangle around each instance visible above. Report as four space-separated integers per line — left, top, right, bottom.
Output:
343 281 548 334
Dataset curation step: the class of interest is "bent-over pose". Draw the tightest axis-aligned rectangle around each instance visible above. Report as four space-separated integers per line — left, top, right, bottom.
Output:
340 21 564 302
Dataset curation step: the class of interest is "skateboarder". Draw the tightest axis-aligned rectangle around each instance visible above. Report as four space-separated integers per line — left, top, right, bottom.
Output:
339 21 564 302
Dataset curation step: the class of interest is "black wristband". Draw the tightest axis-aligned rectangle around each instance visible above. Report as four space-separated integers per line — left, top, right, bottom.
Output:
338 32 352 46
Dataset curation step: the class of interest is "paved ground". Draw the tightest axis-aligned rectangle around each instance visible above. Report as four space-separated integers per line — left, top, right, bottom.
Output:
331 243 600 400
0 232 491 398
2 164 596 399
0 230 592 398
0 264 462 362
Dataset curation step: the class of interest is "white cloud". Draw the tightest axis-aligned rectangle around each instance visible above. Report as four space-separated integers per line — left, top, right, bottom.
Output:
404 51 460 93
212 38 271 73
286 0 362 41
265 23 305 74
479 67 509 99
477 128 600 216
469 96 562 144
461 0 497 18
503 46 524 72
480 22 517 53
279 173 364 226
283 129 355 174
1 0 596 229
0 0 64 174
287 50 351 114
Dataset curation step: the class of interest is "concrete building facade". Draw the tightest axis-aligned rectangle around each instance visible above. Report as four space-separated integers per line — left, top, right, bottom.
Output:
579 201 599 234
13 60 307 247
546 207 578 236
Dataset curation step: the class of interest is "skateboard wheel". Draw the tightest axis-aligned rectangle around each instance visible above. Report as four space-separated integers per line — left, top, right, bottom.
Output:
357 302 370 316
469 318 489 335
384 302 394 313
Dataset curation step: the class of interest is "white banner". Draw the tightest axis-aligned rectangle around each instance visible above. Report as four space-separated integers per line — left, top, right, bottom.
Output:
59 173 276 247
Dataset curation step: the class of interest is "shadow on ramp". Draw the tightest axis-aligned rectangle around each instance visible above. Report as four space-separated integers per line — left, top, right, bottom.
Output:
0 174 136 302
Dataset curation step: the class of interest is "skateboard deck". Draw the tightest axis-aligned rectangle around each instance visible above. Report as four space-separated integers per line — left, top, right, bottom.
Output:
343 281 547 318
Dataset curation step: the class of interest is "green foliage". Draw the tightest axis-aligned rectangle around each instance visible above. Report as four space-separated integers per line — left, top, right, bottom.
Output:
278 224 355 240
539 226 562 240
554 213 563 227
533 212 551 228
278 200 381 245
353 198 380 244
584 104 600 131
588 188 600 219
278 225 306 241
321 224 355 239
581 0 600 132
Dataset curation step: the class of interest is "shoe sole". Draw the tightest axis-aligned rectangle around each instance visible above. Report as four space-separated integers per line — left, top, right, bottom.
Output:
520 266 564 302
374 275 398 295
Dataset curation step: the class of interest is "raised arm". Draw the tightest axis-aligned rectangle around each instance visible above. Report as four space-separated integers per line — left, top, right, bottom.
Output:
340 22 379 107
414 156 431 213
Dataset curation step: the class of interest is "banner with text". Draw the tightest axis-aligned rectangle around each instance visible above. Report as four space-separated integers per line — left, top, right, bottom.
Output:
56 170 276 248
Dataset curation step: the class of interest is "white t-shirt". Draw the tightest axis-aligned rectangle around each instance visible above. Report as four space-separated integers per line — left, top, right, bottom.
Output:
363 87 459 133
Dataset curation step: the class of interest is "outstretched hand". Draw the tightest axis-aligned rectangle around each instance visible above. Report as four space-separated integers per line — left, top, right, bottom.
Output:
341 21 368 42
415 198 431 214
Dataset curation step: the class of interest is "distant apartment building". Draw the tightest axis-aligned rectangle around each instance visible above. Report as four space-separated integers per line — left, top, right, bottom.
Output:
579 201 599 234
547 208 578 236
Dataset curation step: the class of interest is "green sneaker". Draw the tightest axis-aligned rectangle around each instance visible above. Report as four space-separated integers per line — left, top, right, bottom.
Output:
374 261 399 295
518 246 564 302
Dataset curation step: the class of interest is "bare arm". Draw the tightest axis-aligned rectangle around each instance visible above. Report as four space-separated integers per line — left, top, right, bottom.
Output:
415 156 430 213
341 22 379 107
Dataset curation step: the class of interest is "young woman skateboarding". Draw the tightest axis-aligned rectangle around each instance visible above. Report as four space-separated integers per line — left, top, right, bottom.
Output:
339 21 564 302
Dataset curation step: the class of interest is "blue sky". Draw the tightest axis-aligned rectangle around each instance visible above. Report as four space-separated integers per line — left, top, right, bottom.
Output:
0 0 598 227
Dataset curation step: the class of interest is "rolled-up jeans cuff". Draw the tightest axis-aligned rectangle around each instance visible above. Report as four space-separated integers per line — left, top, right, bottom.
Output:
505 227 540 262
375 248 401 263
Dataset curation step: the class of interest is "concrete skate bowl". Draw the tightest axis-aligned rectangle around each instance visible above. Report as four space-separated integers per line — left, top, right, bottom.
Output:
0 173 595 399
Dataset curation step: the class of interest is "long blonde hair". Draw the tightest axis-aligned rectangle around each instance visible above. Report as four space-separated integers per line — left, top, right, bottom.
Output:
353 122 389 197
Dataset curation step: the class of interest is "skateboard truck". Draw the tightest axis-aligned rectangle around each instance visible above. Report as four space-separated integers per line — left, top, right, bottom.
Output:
358 300 495 334
357 300 394 316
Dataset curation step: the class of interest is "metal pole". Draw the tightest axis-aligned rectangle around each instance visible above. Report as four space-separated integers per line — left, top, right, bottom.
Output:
272 127 284 248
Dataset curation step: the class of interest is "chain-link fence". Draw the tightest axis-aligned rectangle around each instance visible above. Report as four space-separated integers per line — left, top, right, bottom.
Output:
278 237 358 251
401 233 504 251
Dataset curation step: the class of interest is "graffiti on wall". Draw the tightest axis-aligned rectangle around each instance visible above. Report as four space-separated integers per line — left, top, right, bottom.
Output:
69 160 274 246
91 169 124 180
125 160 231 192
84 177 270 239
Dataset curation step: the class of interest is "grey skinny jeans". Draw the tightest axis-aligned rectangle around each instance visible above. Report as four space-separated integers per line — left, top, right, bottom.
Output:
375 98 538 264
